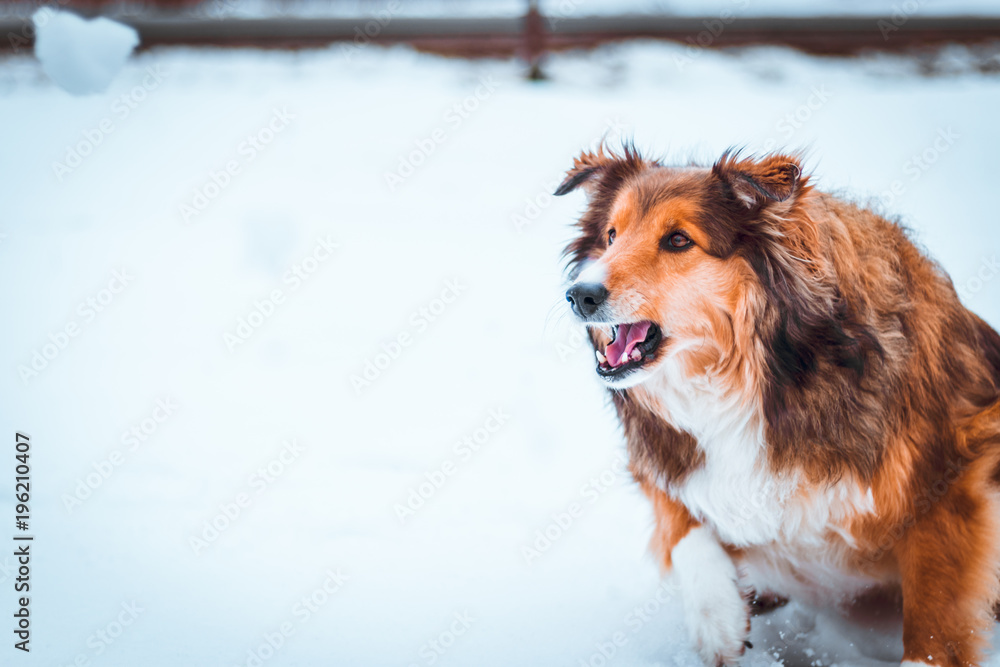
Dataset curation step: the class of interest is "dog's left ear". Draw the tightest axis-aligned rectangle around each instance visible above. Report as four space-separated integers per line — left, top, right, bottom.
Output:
712 152 802 209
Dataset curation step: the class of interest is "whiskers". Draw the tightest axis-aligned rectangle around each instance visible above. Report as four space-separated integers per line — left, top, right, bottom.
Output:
542 297 577 342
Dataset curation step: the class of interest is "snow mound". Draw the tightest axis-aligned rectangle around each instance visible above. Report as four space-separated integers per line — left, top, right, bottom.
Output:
32 8 138 95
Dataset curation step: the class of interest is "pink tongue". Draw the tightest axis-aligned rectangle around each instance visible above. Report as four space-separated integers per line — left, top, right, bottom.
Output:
605 321 652 367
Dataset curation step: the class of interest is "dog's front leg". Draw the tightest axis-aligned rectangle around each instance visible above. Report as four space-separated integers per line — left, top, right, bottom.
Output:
641 482 750 665
672 526 750 666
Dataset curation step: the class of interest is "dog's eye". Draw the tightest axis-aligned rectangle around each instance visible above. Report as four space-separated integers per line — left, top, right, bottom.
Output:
662 232 692 251
607 228 616 246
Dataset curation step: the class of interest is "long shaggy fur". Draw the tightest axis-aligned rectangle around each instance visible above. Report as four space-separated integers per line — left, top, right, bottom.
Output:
558 144 1000 666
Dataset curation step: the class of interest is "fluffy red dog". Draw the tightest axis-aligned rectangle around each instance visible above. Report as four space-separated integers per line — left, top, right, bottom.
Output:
557 145 1000 666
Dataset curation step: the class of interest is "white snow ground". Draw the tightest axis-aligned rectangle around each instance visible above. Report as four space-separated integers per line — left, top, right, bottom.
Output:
1 37 1000 667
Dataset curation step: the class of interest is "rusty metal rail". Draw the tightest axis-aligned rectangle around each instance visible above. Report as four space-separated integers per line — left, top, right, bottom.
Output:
2 13 1000 56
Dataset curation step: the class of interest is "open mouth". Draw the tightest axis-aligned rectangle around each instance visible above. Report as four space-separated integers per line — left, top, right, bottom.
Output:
595 321 663 378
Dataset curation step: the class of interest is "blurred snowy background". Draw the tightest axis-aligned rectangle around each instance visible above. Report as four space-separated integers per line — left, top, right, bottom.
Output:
5 0 1000 17
2 1 1000 666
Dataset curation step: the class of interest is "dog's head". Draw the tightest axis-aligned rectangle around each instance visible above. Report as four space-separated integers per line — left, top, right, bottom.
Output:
558 144 807 390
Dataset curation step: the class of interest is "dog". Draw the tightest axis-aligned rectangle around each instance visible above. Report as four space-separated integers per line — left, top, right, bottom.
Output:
556 144 1000 666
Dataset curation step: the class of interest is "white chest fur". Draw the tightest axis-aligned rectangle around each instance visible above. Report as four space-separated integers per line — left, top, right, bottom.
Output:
641 359 875 549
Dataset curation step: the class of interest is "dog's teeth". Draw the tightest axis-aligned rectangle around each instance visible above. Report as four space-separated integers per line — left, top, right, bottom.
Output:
630 348 642 362
596 349 607 365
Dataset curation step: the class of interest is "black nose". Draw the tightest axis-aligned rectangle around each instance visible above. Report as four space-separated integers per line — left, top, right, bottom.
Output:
566 282 609 318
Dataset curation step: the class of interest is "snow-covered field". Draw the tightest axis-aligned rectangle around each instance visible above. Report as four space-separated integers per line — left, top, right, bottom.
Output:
2 34 1000 667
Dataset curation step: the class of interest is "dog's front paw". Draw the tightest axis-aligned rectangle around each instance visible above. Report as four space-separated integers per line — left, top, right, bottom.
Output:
684 580 750 666
672 527 750 666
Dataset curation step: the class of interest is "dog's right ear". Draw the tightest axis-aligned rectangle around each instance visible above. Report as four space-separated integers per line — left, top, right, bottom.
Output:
554 144 650 197
554 149 608 196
